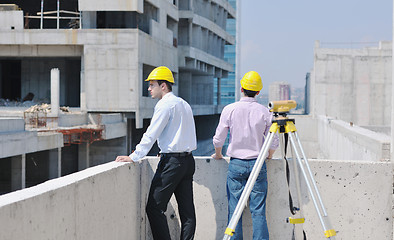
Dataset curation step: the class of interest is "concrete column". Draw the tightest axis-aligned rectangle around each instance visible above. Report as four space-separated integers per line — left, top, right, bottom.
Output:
392 1 394 162
235 0 241 101
11 154 25 191
188 20 193 46
78 143 90 170
49 148 61 179
217 77 221 105
127 118 133 155
50 68 60 117
80 54 87 111
81 11 97 29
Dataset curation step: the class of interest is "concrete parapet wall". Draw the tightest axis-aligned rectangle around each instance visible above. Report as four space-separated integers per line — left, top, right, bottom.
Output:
317 115 391 161
78 0 143 12
58 113 88 127
0 162 141 240
0 131 63 158
0 118 24 132
0 157 392 239
0 10 23 30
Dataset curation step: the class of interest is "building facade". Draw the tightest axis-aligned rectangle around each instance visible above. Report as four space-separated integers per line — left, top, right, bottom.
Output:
310 41 392 126
214 0 236 106
268 81 290 101
0 0 236 194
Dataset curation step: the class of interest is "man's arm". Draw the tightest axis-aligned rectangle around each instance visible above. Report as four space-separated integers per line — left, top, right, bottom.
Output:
211 146 223 160
267 149 275 159
212 108 230 159
115 104 170 163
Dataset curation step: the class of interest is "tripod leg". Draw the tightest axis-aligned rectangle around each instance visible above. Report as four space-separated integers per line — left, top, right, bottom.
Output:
289 137 306 240
287 131 336 239
280 133 305 240
223 131 277 240
294 132 327 216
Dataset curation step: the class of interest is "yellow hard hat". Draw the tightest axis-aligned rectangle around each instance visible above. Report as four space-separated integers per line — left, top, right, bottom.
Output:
240 71 262 91
145 66 174 83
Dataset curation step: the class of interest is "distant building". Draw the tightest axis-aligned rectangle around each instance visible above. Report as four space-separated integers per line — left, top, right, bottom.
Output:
310 40 392 126
214 0 237 106
268 81 290 101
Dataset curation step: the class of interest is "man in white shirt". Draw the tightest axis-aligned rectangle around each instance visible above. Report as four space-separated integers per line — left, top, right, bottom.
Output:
115 66 197 240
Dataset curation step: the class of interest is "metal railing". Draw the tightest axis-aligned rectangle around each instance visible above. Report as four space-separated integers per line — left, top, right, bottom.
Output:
24 0 80 29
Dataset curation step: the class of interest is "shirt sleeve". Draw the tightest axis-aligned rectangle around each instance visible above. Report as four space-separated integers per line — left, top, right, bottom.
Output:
213 107 230 148
129 103 171 162
265 112 279 150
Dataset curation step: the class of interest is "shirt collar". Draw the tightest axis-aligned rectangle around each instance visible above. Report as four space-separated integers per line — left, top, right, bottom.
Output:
240 96 257 103
162 92 174 100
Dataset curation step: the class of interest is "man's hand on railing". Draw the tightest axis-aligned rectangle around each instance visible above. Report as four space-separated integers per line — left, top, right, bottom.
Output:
115 156 136 165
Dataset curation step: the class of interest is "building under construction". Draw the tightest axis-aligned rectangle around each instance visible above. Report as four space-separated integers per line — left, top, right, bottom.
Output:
0 0 235 194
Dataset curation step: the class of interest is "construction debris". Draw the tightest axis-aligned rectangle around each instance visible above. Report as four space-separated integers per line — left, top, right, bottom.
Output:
25 103 51 113
24 104 70 113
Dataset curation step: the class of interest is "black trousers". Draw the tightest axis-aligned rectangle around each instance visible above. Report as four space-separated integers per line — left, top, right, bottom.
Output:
146 153 196 240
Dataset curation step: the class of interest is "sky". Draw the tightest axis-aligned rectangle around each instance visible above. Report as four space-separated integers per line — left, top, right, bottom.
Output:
239 0 393 93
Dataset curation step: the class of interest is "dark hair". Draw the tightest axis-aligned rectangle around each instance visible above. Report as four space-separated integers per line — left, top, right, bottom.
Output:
157 80 173 91
242 88 258 97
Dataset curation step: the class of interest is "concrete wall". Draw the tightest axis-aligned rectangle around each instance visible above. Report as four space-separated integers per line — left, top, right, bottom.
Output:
79 0 143 12
0 118 24 132
0 11 23 30
0 157 392 240
311 41 392 126
317 115 391 161
0 131 63 159
283 115 320 159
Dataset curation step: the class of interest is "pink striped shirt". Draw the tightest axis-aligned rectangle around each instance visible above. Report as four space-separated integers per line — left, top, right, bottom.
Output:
213 97 279 159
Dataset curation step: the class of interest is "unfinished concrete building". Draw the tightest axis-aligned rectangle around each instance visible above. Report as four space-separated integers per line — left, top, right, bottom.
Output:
0 0 235 195
0 4 393 238
310 41 392 128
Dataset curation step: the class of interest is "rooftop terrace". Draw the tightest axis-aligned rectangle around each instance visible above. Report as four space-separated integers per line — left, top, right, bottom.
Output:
0 115 392 240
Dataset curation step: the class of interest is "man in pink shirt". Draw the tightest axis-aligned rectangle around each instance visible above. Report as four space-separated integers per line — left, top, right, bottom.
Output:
212 71 279 240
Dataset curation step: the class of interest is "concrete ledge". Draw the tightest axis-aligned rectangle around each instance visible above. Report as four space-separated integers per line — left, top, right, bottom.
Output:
0 131 63 158
0 131 37 158
0 162 141 240
96 113 124 124
58 113 88 127
178 46 233 72
317 115 390 161
0 118 24 132
36 132 64 151
0 157 391 239
102 122 127 140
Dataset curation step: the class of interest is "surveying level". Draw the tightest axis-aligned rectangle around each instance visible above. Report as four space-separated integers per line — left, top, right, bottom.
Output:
223 100 336 240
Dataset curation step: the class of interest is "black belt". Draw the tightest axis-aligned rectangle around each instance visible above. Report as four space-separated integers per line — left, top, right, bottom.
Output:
161 152 192 157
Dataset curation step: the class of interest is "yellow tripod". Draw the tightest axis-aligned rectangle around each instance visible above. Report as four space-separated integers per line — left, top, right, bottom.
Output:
223 100 336 240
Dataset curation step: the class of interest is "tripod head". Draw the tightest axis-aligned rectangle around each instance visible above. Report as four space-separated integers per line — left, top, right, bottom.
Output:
268 100 297 118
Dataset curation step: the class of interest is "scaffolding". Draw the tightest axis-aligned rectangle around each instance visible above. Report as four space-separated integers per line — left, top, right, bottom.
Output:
24 104 104 146
24 0 81 29
57 128 103 146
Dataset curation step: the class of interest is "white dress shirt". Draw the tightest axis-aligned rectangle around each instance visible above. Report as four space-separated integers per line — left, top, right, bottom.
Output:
129 92 197 162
